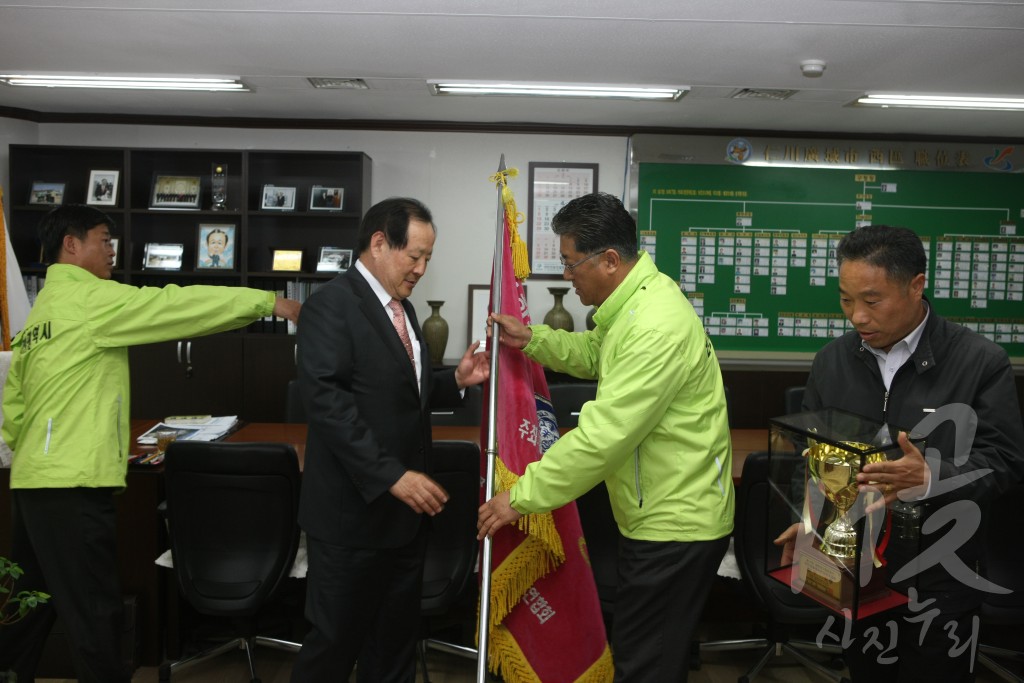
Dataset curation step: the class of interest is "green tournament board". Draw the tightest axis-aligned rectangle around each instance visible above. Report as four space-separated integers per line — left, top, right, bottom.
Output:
629 135 1024 365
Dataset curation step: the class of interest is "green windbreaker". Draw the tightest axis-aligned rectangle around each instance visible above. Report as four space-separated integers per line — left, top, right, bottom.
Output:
510 252 734 542
2 264 275 489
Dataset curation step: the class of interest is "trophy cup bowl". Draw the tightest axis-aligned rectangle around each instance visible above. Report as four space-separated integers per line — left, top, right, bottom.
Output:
806 440 885 559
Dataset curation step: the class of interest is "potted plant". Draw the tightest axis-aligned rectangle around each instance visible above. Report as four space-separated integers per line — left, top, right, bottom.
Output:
0 557 50 682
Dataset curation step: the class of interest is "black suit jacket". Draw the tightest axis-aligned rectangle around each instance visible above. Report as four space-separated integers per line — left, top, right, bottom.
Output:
296 267 461 548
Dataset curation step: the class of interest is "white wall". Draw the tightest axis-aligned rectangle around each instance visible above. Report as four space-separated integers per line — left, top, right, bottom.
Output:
1 120 629 359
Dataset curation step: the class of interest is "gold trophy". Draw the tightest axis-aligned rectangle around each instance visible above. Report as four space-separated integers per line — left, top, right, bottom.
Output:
806 440 885 559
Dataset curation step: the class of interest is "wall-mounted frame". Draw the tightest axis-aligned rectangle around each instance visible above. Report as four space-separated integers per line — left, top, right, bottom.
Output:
151 175 200 209
29 181 64 206
87 170 119 206
526 162 598 279
467 283 527 351
196 223 236 270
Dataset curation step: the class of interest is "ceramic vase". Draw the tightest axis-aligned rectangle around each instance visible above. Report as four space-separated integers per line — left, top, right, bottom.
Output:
422 300 449 366
543 287 575 332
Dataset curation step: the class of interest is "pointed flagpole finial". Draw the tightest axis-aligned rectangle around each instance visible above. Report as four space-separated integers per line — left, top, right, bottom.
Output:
498 153 506 173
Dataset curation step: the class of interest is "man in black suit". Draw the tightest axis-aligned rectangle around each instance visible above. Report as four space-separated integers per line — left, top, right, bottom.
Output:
290 197 489 682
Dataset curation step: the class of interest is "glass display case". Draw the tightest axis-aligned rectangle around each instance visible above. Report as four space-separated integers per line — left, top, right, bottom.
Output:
766 407 926 620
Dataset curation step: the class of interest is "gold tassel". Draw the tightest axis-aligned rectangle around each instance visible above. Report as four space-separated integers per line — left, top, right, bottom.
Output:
495 458 565 562
487 624 615 683
490 167 531 280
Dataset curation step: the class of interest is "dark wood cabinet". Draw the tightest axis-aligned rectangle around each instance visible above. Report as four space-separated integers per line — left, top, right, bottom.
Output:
8 145 371 421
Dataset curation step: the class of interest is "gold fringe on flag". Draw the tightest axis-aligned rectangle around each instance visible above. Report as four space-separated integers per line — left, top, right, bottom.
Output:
0 189 11 350
489 167 530 280
488 457 566 627
489 624 616 683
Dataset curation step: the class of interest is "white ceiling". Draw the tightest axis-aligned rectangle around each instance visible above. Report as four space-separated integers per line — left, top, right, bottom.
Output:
1 0 1023 139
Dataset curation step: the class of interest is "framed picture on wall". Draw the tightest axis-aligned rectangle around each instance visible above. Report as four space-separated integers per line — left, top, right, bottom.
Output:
526 162 598 278
29 181 65 206
262 185 296 210
467 283 527 351
196 224 236 270
310 186 344 210
86 170 119 206
150 175 201 209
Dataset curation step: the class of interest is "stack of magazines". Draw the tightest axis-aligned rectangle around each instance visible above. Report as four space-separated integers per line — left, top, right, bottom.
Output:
136 415 240 445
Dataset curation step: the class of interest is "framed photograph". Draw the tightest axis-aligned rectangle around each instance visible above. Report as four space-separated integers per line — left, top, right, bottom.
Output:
151 175 201 209
262 185 296 211
143 243 184 271
467 283 526 351
196 224 236 270
110 237 120 268
316 246 352 272
29 182 65 206
272 249 303 272
310 186 344 211
86 170 119 206
526 162 599 278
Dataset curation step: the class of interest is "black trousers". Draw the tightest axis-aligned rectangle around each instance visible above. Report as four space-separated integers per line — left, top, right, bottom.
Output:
611 535 730 683
290 525 428 683
0 488 128 683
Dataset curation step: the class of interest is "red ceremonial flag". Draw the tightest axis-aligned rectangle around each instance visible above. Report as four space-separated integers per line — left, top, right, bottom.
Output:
480 168 613 682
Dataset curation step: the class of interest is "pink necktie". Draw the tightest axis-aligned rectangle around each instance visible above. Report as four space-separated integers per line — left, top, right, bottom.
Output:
387 299 416 365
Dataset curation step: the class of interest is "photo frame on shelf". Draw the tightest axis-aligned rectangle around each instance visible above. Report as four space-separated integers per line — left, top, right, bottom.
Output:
150 175 201 209
271 249 303 272
29 181 65 206
110 237 120 268
526 162 599 278
262 185 297 211
86 170 119 206
310 185 344 211
196 224 236 270
316 246 352 272
143 242 184 271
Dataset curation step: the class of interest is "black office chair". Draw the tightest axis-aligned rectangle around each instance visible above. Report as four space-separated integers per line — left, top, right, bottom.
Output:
285 378 306 423
977 482 1024 682
576 481 620 637
418 440 481 682
784 386 806 416
159 441 302 683
548 382 597 429
700 451 848 683
430 384 483 426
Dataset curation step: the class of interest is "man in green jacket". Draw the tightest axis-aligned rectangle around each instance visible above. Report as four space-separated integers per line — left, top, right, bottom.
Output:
478 192 734 682
0 204 300 682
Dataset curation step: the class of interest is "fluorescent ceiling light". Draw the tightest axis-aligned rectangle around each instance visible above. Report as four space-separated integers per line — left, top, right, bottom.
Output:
856 93 1024 111
0 74 248 92
429 81 686 101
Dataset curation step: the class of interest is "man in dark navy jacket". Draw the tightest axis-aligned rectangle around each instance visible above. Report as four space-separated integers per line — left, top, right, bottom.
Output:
779 224 1024 682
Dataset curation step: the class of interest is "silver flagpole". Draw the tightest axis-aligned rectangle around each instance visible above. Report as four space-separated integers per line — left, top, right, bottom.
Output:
477 154 506 682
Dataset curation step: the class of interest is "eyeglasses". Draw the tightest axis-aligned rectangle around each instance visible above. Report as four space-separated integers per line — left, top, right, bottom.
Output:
560 251 604 274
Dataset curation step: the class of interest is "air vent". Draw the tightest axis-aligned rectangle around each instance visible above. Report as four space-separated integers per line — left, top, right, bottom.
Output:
307 78 369 90
730 88 798 101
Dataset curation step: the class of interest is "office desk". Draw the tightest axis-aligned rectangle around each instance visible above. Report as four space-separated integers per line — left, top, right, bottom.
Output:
1 422 768 667
223 422 768 482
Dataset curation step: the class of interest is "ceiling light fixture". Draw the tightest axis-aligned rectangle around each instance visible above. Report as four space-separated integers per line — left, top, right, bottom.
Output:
855 93 1024 111
0 74 248 92
428 81 687 101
